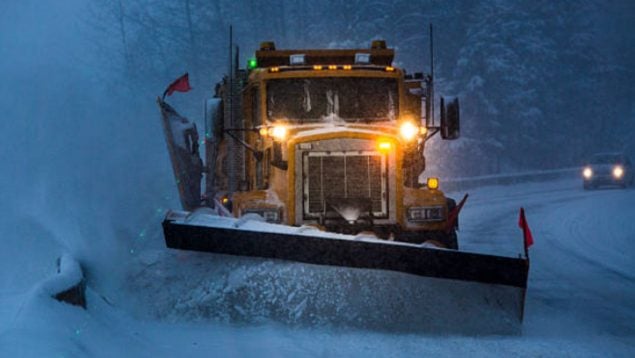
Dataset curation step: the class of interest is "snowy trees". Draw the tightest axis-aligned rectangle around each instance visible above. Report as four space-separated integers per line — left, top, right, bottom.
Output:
88 0 634 176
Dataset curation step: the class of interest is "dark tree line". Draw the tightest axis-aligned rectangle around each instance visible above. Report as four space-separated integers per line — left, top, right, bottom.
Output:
90 0 635 177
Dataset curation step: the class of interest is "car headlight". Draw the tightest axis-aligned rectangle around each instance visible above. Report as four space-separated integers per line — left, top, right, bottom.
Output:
407 206 444 222
613 166 624 179
243 208 281 223
583 167 593 179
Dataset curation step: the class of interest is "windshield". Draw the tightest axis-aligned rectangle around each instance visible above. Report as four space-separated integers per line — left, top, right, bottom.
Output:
591 154 622 164
266 77 398 123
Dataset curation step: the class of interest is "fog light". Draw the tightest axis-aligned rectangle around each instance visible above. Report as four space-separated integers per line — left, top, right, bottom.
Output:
427 177 439 190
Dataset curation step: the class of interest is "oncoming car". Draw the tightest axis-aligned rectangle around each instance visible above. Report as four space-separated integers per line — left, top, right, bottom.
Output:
582 152 633 189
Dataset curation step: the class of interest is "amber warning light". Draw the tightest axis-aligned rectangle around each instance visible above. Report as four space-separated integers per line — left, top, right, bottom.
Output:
377 140 392 152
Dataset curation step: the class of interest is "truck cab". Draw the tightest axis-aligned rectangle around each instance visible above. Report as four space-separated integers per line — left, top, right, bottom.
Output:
206 40 460 247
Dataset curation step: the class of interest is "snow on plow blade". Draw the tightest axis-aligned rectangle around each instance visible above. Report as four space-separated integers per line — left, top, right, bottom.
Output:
162 211 529 334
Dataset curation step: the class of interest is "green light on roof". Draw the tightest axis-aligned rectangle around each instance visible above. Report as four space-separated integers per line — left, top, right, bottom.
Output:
248 58 258 69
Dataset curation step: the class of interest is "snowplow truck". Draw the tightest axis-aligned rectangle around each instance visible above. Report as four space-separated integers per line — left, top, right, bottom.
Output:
158 40 529 332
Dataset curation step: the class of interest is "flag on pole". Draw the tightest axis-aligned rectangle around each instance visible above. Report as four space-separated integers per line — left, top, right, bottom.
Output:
518 208 534 253
163 73 192 99
445 194 469 234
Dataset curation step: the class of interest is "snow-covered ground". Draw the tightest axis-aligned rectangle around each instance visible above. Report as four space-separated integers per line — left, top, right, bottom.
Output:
1 178 634 357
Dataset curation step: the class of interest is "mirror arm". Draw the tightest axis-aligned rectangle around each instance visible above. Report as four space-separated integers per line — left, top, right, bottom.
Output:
224 128 264 161
424 127 440 141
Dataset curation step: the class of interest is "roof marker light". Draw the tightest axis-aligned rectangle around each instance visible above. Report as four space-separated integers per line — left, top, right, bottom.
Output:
247 58 258 69
343 65 352 70
313 65 323 70
328 65 337 70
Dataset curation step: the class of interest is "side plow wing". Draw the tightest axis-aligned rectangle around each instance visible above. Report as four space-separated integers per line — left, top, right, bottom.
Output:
158 98 203 211
162 211 529 334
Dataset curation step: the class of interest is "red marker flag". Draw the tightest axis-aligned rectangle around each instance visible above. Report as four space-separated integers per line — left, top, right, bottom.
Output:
518 208 534 253
445 194 469 234
163 73 192 99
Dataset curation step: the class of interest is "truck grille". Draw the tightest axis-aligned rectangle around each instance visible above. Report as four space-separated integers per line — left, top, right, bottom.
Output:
303 151 387 217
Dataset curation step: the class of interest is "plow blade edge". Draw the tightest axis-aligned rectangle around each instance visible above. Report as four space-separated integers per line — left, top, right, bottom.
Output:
162 211 529 332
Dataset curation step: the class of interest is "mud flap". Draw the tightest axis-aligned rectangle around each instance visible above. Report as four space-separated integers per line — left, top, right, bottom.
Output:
158 98 203 211
162 211 529 330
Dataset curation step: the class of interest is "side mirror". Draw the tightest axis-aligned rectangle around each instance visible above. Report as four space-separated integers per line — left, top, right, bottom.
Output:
440 97 460 140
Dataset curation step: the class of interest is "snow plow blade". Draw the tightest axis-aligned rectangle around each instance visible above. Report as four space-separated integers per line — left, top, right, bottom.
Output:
162 211 529 333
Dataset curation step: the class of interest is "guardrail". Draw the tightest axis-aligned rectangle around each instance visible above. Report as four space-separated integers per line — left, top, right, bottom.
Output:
36 254 86 308
442 167 580 192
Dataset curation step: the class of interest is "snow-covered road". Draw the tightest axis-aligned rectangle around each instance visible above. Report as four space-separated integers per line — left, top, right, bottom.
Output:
457 179 635 341
1 178 634 356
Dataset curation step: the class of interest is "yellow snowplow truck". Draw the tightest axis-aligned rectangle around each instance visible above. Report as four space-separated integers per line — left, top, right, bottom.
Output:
158 40 529 332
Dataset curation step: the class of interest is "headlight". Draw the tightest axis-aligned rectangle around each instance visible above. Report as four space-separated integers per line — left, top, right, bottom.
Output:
583 167 593 179
268 124 288 141
399 122 419 141
407 206 444 222
613 166 624 179
243 208 281 223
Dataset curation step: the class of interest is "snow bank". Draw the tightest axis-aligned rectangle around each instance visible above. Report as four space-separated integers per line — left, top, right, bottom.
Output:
34 254 86 308
35 255 83 298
